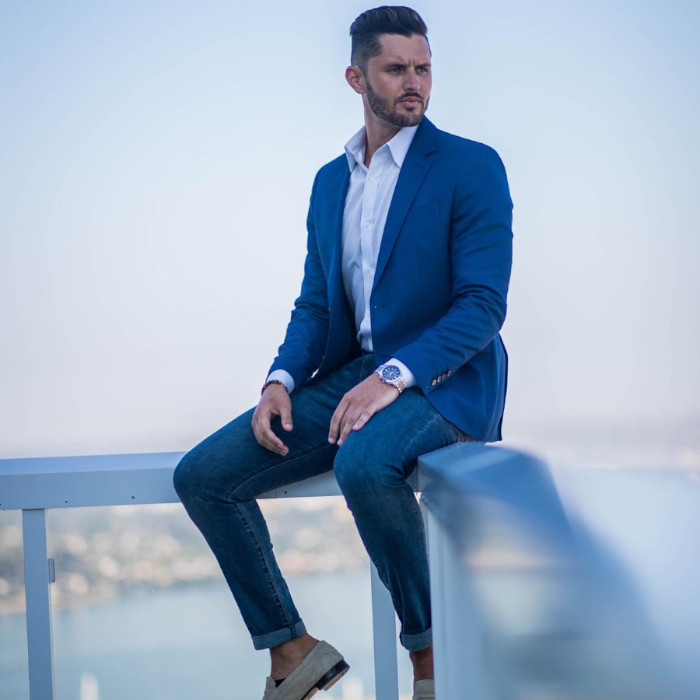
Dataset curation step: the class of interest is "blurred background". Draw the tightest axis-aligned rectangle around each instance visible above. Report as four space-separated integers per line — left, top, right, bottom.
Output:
1 0 698 464
1 1 698 698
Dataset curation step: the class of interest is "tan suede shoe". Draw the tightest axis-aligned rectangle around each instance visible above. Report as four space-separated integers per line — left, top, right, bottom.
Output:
413 678 435 700
261 640 349 700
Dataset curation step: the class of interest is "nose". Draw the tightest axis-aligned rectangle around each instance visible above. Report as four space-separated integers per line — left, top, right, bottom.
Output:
403 68 420 91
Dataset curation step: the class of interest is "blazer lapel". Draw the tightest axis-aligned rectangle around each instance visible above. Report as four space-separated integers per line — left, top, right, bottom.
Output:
373 118 438 288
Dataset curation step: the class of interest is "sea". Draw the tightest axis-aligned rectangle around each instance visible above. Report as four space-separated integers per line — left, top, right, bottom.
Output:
0 572 413 700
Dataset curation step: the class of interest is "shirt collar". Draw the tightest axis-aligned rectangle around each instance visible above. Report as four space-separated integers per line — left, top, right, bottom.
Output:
344 124 419 172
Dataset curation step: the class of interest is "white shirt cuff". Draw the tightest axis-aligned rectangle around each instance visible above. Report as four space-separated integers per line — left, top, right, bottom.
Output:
266 370 295 394
386 358 416 389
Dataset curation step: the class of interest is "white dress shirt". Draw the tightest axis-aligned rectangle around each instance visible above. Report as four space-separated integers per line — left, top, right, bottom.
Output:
268 126 418 393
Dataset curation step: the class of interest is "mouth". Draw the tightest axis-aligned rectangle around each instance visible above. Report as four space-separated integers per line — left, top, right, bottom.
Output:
399 97 422 107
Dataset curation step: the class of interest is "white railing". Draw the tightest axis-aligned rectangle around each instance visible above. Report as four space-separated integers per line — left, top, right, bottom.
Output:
6 444 636 700
0 450 421 700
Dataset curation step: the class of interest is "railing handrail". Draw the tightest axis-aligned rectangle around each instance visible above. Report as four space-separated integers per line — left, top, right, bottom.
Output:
0 451 362 510
0 449 408 700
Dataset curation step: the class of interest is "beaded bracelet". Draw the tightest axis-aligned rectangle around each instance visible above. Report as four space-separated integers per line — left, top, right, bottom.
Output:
261 379 288 395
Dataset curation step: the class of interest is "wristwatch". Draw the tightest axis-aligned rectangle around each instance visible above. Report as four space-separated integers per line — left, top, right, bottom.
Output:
375 363 406 394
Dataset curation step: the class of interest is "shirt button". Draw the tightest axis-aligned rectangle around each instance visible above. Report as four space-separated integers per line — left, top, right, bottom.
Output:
369 177 376 183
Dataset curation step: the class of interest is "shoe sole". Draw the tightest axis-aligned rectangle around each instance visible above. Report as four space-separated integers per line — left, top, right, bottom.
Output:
300 660 350 700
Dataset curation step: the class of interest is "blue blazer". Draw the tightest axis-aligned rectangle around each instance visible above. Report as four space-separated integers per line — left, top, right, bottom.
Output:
269 118 513 442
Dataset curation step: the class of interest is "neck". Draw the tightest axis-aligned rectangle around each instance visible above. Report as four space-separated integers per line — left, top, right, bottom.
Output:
362 107 401 167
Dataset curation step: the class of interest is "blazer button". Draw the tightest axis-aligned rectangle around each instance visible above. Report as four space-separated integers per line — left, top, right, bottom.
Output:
431 379 437 386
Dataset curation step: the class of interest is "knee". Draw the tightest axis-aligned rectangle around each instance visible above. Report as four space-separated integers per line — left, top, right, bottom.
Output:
333 443 402 500
173 446 207 506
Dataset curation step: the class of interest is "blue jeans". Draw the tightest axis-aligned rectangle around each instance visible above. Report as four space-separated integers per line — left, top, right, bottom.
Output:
174 354 470 651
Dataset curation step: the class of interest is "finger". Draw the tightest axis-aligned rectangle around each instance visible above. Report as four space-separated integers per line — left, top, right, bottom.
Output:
328 400 348 444
253 411 288 455
338 407 371 445
279 400 294 432
263 385 294 432
337 408 355 445
352 410 372 432
262 429 288 455
336 417 356 446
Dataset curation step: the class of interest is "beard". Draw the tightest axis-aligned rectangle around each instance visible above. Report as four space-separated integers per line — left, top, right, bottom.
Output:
365 79 428 128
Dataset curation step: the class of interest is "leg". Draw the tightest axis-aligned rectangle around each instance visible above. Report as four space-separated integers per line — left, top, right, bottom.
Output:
332 388 471 678
173 354 375 650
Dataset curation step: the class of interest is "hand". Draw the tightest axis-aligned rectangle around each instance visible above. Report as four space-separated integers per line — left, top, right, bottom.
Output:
252 384 293 456
328 373 400 446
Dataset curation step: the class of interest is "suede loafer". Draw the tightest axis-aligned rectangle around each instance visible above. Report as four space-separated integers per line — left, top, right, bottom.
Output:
261 640 349 700
413 678 435 700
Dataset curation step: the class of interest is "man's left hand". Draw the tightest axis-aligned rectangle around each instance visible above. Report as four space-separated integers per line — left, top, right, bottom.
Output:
328 373 400 446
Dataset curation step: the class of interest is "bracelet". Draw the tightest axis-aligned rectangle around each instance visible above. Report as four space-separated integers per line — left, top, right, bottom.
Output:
261 379 288 395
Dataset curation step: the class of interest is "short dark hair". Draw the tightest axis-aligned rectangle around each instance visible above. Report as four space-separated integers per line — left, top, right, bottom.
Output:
350 6 428 73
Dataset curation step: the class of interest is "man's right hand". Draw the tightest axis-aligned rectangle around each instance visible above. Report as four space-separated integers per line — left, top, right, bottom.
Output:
252 384 293 456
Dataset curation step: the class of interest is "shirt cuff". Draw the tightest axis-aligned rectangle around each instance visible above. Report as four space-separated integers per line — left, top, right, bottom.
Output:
266 369 295 394
386 357 416 389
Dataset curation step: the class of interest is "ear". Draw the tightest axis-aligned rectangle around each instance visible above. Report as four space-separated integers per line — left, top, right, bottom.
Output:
345 65 366 95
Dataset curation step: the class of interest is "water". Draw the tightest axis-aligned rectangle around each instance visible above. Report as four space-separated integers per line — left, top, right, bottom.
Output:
0 572 413 700
3 470 698 699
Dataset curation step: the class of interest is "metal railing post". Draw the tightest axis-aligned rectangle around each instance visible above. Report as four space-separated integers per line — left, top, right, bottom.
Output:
370 562 399 700
426 507 497 700
22 508 55 700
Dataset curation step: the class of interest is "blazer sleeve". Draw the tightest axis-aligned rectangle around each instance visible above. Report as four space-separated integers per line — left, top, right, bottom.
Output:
267 173 330 391
393 145 513 393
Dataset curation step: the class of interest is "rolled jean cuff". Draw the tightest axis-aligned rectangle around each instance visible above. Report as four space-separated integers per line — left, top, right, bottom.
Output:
252 620 307 650
400 626 432 651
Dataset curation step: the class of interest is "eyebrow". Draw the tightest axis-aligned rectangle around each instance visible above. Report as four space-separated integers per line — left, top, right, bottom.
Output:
383 61 431 69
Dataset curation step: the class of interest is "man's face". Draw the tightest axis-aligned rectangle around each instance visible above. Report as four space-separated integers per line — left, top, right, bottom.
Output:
363 33 432 128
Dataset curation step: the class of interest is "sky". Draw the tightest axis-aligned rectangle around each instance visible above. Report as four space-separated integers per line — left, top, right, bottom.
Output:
1 0 698 467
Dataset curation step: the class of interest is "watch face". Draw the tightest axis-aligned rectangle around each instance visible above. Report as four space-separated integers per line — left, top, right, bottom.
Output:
381 365 401 381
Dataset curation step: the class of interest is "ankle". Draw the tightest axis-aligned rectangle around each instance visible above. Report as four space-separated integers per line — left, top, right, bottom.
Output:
272 634 317 657
409 645 434 682
270 634 318 679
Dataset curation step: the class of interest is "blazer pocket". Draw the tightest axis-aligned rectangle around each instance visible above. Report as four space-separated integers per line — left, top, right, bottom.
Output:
404 201 440 224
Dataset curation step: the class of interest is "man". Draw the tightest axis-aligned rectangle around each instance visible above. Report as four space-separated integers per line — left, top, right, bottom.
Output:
174 6 512 700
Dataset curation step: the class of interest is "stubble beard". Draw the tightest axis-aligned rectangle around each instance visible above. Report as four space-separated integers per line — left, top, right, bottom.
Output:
365 78 428 128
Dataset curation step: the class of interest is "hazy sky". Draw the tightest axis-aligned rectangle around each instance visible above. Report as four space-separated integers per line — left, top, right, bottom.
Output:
1 1 698 465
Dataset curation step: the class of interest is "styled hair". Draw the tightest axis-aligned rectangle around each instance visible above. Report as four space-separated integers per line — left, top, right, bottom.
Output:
350 6 429 73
